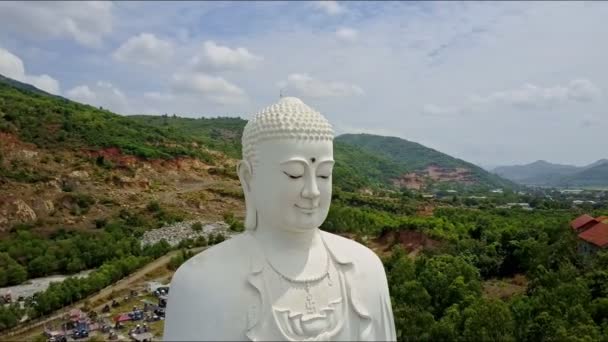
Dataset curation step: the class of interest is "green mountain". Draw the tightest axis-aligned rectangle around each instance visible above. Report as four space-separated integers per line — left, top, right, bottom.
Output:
493 159 608 188
559 161 608 187
0 73 514 192
492 160 579 186
0 75 217 163
335 134 516 191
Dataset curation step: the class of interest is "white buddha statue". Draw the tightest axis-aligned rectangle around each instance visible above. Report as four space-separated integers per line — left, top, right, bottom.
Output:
163 97 396 341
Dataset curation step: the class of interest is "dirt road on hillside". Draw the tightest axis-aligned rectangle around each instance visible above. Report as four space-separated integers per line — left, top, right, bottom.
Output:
0 247 205 340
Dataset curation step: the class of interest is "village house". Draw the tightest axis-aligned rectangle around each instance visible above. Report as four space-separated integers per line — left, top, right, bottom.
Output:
571 214 608 256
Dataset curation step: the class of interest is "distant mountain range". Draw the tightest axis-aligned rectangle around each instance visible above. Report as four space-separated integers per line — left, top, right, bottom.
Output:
492 159 608 188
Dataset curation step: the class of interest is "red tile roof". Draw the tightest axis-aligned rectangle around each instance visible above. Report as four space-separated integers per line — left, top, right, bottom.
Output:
595 216 608 223
578 222 608 248
114 314 131 323
571 214 598 231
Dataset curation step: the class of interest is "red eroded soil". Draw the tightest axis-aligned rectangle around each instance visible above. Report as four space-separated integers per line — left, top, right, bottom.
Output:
375 229 441 255
392 164 476 190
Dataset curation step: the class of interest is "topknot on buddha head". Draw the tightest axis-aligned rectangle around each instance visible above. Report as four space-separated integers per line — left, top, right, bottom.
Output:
242 97 334 168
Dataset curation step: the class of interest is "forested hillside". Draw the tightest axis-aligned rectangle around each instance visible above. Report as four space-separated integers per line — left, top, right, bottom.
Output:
129 115 245 159
0 81 217 162
322 192 608 341
336 134 516 191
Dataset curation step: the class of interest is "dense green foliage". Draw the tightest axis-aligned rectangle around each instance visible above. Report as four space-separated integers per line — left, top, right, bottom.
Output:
0 303 24 331
129 115 246 159
333 141 404 191
328 192 608 340
0 81 215 161
31 255 151 317
0 202 186 287
0 221 222 332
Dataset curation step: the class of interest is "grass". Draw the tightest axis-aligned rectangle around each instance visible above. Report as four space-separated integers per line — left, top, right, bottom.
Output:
482 274 527 300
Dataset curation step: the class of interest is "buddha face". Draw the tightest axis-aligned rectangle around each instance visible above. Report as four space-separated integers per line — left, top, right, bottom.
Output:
246 139 334 233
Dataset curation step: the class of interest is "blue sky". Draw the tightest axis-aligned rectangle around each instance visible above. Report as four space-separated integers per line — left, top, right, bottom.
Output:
0 1 607 168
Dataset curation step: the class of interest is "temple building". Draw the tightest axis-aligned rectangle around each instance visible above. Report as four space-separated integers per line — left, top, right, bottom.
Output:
571 214 608 255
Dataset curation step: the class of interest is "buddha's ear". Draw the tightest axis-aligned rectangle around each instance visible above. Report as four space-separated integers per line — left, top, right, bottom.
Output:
237 160 257 230
237 160 252 192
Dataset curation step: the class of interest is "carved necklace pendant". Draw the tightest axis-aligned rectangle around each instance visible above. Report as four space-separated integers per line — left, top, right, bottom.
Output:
304 282 316 314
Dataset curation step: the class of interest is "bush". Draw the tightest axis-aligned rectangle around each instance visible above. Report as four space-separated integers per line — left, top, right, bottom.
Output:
191 222 203 232
195 235 208 247
94 218 107 229
146 200 161 212
223 212 244 232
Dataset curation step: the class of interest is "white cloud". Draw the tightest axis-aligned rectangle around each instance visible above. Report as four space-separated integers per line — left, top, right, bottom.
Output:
313 1 346 15
170 72 246 105
28 75 61 95
335 27 358 42
0 47 61 94
143 91 174 101
0 1 113 47
421 104 459 116
190 41 262 71
113 33 173 66
66 85 96 101
278 73 364 98
0 47 24 80
424 79 603 115
66 81 128 113
469 79 602 108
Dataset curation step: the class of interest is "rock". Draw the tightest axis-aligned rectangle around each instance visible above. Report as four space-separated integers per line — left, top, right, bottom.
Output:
140 220 231 247
44 200 54 212
19 150 38 160
69 170 89 179
0 211 8 231
115 176 151 190
31 199 55 216
46 178 62 190
61 178 80 192
13 200 37 222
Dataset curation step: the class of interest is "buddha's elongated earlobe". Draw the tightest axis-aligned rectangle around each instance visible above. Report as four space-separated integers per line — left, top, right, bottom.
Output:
237 160 257 231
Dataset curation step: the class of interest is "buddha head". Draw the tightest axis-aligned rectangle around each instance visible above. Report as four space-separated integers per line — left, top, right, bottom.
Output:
238 97 335 233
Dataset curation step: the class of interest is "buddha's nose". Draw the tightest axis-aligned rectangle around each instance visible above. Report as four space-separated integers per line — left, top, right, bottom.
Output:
302 174 321 201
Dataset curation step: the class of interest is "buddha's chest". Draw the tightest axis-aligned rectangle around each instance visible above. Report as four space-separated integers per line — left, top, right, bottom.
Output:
249 260 360 341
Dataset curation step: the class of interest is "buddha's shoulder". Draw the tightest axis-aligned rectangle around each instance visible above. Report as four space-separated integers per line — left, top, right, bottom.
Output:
171 234 252 285
321 230 385 273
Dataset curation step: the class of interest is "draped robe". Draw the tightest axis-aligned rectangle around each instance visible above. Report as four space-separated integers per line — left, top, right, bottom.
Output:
163 231 396 341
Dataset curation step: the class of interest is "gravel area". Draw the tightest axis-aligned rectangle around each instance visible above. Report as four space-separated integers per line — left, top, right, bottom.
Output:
0 269 93 300
140 220 231 247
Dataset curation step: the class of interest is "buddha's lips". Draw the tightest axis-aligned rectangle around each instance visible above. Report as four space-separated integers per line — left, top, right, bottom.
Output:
295 204 318 212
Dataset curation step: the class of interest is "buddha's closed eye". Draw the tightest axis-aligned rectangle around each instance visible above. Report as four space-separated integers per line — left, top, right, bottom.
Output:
283 171 303 179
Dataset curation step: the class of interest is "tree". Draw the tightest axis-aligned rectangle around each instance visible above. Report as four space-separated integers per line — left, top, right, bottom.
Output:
0 253 27 286
416 255 482 316
462 298 515 342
